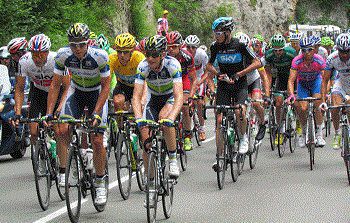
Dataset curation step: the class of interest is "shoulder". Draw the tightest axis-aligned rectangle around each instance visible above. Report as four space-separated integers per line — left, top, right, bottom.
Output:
165 56 181 70
55 46 71 61
19 52 31 65
109 52 118 64
137 59 149 73
131 50 146 63
88 47 109 64
292 54 304 65
284 46 297 57
313 54 325 65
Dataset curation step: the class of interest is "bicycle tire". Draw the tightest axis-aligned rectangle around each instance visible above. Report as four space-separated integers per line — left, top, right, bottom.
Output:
33 140 51 211
136 138 146 191
269 105 277 151
277 126 287 158
238 153 246 175
216 128 227 190
249 141 259 170
116 134 132 200
248 114 259 169
65 146 82 223
91 153 109 212
146 151 158 223
342 125 350 185
107 119 117 160
230 142 239 182
176 124 187 171
288 109 297 153
307 114 315 171
193 113 201 146
162 141 174 219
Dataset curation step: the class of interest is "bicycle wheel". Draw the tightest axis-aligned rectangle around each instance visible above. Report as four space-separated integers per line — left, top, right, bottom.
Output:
307 115 315 171
33 140 51 211
162 148 174 219
92 153 109 212
342 125 350 184
249 141 260 170
107 119 117 160
136 138 146 191
277 126 287 158
176 125 187 171
65 146 82 223
115 134 132 200
288 109 297 153
268 105 277 151
248 116 259 169
193 113 201 146
146 152 158 223
229 143 239 182
216 129 227 190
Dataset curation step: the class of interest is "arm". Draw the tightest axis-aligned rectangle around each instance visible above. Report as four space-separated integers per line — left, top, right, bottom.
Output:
14 76 26 115
47 74 64 115
236 58 262 78
132 83 144 119
258 67 270 97
93 75 111 115
141 82 148 107
322 70 331 102
287 69 297 96
168 82 184 121
188 68 198 98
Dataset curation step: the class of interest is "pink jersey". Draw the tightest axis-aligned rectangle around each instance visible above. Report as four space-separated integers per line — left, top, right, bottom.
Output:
291 53 326 81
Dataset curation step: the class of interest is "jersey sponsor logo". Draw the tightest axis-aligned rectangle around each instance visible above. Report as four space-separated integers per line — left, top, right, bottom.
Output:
216 53 242 64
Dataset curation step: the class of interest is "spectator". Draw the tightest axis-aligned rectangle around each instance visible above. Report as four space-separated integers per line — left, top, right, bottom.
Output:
157 10 169 36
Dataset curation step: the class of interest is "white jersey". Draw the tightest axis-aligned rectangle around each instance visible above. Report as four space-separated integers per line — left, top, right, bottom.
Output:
317 46 328 61
18 51 56 92
326 51 350 95
247 69 260 86
0 64 11 100
193 48 208 80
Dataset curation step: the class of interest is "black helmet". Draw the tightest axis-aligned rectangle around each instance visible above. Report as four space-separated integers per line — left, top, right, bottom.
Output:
212 17 235 32
145 35 167 53
67 23 90 41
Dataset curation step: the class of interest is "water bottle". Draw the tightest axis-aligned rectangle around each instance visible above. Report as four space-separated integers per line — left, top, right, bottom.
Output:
49 139 57 159
85 148 93 170
228 127 235 145
131 133 138 152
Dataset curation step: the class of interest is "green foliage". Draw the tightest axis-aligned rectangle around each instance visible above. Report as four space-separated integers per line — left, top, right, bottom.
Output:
250 0 257 8
295 1 309 24
129 0 156 39
0 0 119 51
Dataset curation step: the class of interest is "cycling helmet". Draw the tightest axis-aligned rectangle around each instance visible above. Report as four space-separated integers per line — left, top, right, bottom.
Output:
289 32 303 41
312 36 321 45
145 35 167 53
299 36 314 49
212 17 235 32
235 33 250 46
137 37 147 52
97 34 110 50
7 37 27 54
115 33 136 50
336 33 350 51
166 31 183 45
253 34 264 42
28 34 51 52
67 23 90 41
0 46 10 59
89 32 97 40
321 36 332 46
184 35 200 47
270 34 286 47
199 45 207 52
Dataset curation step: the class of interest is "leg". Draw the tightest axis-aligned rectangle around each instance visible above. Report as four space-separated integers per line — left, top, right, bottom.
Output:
182 92 192 151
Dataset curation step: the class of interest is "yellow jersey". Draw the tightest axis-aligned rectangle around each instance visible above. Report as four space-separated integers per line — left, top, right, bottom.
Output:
108 50 145 87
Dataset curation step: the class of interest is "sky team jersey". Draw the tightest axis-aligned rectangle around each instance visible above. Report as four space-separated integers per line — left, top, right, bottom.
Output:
108 50 145 87
291 53 326 81
265 46 296 75
18 51 56 92
326 51 350 86
209 37 256 77
135 56 182 96
54 46 110 92
193 47 208 80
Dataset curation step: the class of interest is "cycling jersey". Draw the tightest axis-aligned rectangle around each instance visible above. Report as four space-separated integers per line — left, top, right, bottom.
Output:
193 48 208 80
175 49 194 92
291 54 325 81
316 46 328 61
54 46 110 92
265 46 296 76
135 56 182 96
18 51 56 92
326 51 350 98
247 69 260 86
0 65 11 100
109 50 145 87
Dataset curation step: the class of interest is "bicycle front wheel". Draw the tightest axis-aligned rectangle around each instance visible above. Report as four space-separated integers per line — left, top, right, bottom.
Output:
193 114 202 146
288 110 297 153
136 138 146 191
33 140 51 211
162 161 174 219
268 105 277 151
146 152 158 223
65 146 82 223
342 125 350 184
116 134 132 200
216 143 227 189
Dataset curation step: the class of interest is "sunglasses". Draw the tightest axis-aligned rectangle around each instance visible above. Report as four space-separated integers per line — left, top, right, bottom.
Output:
146 51 161 58
338 49 350 55
214 31 224 36
69 41 88 48
117 50 131 54
273 48 284 52
301 48 314 53
167 44 180 50
187 46 197 49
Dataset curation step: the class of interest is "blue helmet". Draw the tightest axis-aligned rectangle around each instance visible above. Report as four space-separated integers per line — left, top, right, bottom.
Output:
212 17 235 32
312 36 321 45
299 36 314 48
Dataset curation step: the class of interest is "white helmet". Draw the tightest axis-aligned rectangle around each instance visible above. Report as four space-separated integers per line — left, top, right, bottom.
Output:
184 35 200 47
28 34 51 52
0 46 10 59
236 33 251 46
336 33 350 51
289 32 303 41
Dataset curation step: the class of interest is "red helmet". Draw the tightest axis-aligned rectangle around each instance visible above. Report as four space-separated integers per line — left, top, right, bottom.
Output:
166 31 183 45
7 37 27 54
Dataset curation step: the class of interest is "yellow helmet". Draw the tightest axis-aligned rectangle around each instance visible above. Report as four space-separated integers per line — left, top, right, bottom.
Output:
163 10 169 15
89 31 97 39
114 33 136 50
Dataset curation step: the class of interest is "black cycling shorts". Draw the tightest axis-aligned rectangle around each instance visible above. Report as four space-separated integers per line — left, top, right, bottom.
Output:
29 87 61 118
216 78 248 106
143 93 174 121
113 82 134 102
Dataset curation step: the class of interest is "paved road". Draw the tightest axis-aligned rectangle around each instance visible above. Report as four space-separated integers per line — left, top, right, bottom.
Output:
1 111 349 223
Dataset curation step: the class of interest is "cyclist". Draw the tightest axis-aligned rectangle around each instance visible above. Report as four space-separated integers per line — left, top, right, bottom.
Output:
287 36 326 148
321 36 335 55
265 34 297 145
206 17 261 171
47 23 110 205
132 35 183 206
0 46 11 66
251 34 266 59
184 34 208 141
312 36 328 61
166 31 197 151
7 37 28 82
13 34 68 148
289 32 303 54
321 33 350 149
109 33 146 120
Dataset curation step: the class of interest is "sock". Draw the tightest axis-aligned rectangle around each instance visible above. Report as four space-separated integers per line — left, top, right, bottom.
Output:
169 151 176 161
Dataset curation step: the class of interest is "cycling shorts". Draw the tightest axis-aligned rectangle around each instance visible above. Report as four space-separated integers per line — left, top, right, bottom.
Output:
113 82 134 102
182 74 191 93
248 78 261 95
60 87 108 130
275 73 289 92
331 81 350 101
143 93 174 121
216 78 248 106
29 86 61 118
297 78 322 99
